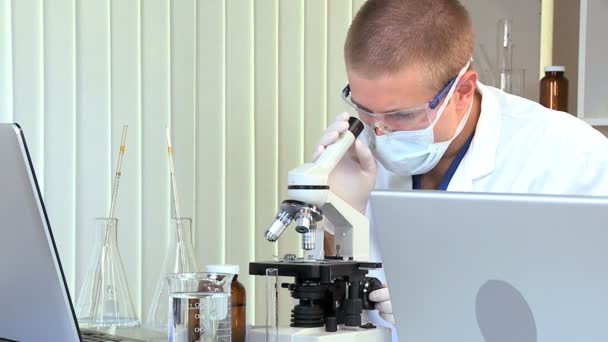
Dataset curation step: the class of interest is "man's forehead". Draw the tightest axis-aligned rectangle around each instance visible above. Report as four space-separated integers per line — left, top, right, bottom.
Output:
346 67 434 112
347 67 424 87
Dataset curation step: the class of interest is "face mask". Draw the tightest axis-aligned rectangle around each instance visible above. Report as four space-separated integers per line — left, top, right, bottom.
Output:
369 62 473 176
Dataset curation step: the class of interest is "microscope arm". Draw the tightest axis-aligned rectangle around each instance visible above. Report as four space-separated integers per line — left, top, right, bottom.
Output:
321 191 370 261
266 117 370 259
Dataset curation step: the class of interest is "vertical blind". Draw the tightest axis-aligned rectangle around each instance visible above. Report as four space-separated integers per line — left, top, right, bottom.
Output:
0 0 366 324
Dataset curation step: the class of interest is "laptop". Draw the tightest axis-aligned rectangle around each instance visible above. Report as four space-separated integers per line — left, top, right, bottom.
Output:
370 189 608 342
0 124 153 341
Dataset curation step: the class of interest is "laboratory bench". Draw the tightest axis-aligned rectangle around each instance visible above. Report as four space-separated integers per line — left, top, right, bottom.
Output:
83 327 165 342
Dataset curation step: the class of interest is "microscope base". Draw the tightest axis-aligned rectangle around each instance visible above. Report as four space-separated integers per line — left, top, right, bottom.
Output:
248 326 391 342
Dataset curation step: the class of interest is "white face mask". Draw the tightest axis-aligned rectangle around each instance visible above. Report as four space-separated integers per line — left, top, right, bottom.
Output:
369 62 473 176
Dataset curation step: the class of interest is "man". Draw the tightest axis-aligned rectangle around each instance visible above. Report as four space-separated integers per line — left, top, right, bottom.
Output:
312 0 608 339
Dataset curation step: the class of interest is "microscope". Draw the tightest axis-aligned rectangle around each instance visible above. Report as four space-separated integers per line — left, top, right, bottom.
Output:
249 117 391 342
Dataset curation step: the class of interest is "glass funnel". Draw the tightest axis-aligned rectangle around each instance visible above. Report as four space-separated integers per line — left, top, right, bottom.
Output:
75 218 140 328
146 217 201 331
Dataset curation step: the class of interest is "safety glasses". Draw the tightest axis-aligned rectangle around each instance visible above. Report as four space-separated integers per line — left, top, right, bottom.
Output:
341 77 457 134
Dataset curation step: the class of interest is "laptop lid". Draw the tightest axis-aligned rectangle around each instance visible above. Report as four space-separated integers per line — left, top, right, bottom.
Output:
0 124 80 341
370 190 608 341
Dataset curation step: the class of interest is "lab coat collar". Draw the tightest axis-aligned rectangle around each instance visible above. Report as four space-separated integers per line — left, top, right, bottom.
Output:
447 82 500 191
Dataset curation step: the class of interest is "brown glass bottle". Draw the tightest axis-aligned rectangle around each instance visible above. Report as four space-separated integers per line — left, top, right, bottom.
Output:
230 274 246 342
540 66 569 113
206 264 246 342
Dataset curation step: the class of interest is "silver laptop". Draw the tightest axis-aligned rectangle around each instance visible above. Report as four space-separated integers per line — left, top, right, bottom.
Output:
370 189 608 342
0 124 149 341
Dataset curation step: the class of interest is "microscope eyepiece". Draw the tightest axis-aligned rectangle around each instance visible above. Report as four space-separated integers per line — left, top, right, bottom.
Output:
348 117 364 138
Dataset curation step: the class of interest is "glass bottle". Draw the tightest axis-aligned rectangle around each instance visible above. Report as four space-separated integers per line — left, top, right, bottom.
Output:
146 217 201 331
76 218 140 328
540 66 569 113
205 264 246 342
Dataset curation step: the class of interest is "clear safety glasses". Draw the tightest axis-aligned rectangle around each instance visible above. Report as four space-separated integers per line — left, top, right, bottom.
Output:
340 77 457 134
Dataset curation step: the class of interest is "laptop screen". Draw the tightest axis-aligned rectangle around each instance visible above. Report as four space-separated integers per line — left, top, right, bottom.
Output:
0 124 81 341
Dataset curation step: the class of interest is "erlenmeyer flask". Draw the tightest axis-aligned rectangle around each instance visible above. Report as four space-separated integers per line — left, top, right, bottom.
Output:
146 217 201 331
76 218 140 328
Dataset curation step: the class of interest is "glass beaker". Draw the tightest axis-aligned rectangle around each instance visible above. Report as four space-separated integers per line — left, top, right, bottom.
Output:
166 272 232 342
75 218 140 328
146 218 201 331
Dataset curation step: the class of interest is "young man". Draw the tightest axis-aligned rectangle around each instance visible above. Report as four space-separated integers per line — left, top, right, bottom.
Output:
312 0 608 338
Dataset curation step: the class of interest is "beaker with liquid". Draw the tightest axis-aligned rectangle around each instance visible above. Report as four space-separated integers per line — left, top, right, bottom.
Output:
146 217 201 331
166 272 232 342
75 218 140 328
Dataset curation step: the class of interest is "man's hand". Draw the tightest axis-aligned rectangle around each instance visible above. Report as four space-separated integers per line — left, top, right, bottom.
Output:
312 113 377 214
369 286 395 324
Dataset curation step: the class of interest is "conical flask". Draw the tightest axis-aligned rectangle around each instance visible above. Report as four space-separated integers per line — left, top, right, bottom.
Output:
76 218 140 328
146 217 200 331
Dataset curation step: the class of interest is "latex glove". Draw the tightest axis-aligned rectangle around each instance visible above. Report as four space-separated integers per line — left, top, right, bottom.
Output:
369 286 395 324
312 113 377 213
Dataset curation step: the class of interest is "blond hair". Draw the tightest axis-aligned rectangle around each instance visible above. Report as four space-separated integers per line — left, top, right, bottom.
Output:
344 0 475 91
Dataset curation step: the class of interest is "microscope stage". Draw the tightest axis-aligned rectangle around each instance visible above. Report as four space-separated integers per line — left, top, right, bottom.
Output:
249 260 381 282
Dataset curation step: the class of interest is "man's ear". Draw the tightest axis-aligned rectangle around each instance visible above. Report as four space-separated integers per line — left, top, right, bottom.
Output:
455 70 478 109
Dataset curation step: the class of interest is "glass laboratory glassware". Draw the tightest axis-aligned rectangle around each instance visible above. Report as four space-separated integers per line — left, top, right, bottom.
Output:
473 43 497 87
166 272 232 342
231 272 247 342
509 68 526 97
146 217 201 332
205 264 247 342
496 18 514 93
75 218 140 328
265 268 279 342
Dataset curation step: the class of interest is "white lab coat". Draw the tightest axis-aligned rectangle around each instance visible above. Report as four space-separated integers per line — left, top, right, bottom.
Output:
366 82 608 340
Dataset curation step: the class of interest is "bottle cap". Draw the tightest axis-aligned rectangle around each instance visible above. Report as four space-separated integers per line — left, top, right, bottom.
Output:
545 66 565 72
205 264 240 275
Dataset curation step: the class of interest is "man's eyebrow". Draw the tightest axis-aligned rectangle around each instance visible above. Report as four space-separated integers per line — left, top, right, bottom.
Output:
351 97 403 114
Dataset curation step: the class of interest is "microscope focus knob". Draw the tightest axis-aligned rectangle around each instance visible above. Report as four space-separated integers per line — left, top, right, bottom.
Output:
345 280 363 327
344 302 363 327
345 298 363 314
362 277 384 310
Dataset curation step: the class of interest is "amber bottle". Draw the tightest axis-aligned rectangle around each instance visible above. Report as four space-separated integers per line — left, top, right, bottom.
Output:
206 264 246 342
540 66 569 113
230 273 246 342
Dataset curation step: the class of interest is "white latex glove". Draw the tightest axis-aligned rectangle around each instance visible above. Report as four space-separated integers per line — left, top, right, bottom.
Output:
312 113 377 213
369 286 395 324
